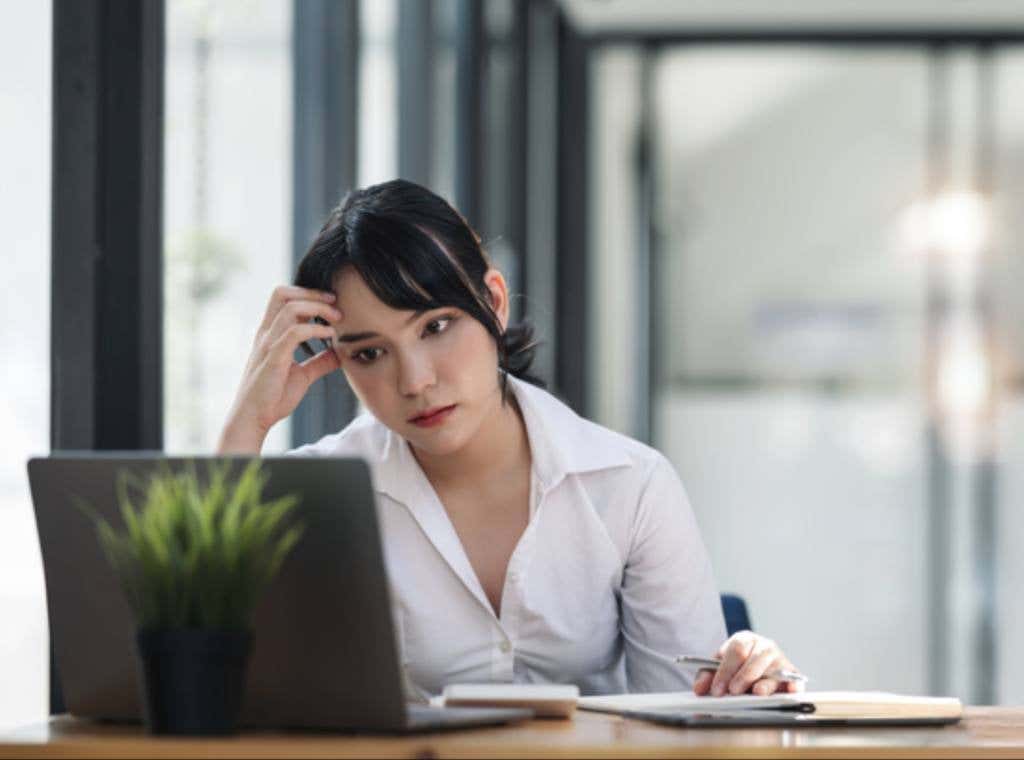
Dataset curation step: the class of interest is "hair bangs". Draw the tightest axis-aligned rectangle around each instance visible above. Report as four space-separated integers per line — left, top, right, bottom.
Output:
350 216 489 323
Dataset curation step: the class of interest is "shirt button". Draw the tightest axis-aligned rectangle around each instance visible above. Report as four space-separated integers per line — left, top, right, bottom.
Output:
499 641 512 654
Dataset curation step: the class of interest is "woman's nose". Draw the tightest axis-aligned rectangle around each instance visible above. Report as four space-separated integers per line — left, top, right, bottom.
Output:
397 351 436 397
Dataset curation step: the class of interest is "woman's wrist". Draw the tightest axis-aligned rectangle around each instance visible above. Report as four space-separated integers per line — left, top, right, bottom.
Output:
216 414 270 455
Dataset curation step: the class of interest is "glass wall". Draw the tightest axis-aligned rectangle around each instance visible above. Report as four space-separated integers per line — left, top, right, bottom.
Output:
992 48 1024 705
358 0 398 188
163 0 294 454
162 0 462 450
592 44 938 694
0 0 51 729
481 0 524 304
591 41 1024 702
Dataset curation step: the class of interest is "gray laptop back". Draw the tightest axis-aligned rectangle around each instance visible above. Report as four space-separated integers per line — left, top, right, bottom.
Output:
28 454 408 730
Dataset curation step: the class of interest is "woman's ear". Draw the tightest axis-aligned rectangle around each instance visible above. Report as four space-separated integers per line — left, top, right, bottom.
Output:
482 268 510 331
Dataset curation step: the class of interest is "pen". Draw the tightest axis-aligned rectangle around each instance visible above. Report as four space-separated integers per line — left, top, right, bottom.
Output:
676 655 809 684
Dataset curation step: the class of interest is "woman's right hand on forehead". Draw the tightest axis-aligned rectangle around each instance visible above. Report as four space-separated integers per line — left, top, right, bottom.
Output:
218 285 342 454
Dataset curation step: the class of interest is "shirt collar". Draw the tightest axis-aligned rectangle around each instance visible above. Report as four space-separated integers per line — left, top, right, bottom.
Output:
507 374 631 491
373 374 631 507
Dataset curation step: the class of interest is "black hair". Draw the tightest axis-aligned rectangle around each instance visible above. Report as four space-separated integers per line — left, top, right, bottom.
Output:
294 179 544 401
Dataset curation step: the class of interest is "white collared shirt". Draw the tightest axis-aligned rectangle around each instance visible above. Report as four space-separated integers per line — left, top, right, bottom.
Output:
287 375 726 698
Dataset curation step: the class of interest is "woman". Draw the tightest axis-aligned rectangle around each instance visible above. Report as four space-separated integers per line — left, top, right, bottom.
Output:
218 179 801 700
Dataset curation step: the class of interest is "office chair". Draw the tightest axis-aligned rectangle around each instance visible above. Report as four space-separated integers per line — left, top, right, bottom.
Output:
49 644 64 715
720 593 752 636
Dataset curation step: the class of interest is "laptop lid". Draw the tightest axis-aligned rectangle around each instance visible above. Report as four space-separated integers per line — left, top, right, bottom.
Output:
28 454 408 731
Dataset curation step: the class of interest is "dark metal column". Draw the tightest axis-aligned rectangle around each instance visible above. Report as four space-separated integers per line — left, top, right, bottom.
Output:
523 0 559 388
398 0 435 186
506 0 529 322
637 47 656 445
291 0 360 447
925 44 952 699
555 15 590 414
51 0 165 710
455 0 485 229
972 41 998 706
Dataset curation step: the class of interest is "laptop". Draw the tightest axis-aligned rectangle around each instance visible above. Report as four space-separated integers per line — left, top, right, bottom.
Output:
27 454 532 733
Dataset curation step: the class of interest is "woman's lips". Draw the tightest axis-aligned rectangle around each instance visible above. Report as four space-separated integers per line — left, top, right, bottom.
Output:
409 404 457 428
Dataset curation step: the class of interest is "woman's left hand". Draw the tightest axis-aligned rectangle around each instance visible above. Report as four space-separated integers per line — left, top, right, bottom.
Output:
692 631 804 697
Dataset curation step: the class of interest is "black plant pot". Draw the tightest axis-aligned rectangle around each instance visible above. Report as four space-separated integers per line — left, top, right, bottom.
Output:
135 628 252 735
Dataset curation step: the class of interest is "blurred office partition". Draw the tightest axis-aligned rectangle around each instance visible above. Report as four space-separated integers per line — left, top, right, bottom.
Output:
652 47 931 695
589 43 1016 698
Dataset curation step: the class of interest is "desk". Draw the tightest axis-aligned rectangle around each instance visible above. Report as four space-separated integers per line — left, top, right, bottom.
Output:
0 708 1022 759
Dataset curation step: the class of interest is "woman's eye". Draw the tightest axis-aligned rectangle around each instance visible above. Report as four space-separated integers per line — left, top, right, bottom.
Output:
352 347 383 364
424 316 453 336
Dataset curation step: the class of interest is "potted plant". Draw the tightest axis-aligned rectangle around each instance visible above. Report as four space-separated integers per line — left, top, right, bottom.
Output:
81 460 303 735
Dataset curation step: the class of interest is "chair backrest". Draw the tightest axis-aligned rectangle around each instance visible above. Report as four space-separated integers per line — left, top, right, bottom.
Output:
51 645 65 714
720 594 752 636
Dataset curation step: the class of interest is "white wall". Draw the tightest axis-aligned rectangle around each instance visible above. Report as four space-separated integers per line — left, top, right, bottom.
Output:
0 0 51 730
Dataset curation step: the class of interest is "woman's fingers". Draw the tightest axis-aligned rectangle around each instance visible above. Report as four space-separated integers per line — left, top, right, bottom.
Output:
710 634 755 697
705 631 804 697
728 642 778 695
692 669 715 696
258 285 337 334
777 656 805 693
298 343 341 383
268 323 337 367
223 286 343 449
263 299 343 348
255 300 342 367
752 678 781 696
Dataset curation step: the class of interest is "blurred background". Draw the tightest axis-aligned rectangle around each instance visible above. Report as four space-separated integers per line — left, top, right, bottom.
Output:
3 0 1024 728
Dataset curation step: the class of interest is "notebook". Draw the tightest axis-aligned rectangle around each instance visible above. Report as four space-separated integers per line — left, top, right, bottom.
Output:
578 691 963 726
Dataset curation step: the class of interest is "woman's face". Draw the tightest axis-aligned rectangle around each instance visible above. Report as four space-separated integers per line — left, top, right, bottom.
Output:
330 266 510 457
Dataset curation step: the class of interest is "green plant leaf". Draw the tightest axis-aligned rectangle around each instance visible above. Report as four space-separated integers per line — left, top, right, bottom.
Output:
81 460 305 631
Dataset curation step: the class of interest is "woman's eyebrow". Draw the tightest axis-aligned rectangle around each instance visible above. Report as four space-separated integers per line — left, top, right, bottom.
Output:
335 310 428 343
335 331 376 344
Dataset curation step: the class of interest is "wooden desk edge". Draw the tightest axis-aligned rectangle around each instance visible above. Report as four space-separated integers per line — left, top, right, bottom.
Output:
1 706 1023 759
